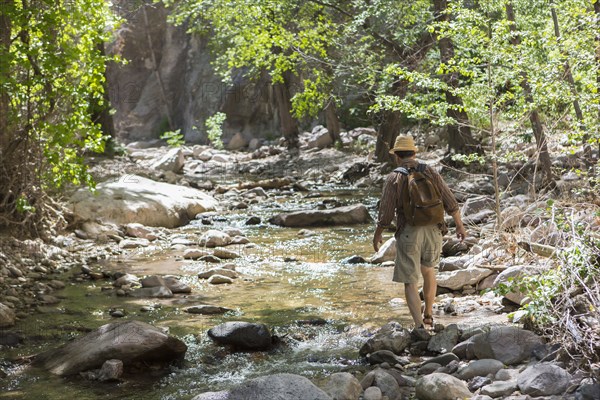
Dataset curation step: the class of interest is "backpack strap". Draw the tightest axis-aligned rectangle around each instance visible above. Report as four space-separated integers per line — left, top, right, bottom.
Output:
416 163 427 172
393 167 409 175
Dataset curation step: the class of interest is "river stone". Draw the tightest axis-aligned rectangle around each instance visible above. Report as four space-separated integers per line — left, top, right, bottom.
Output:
436 268 493 290
427 324 459 353
363 386 382 400
307 125 333 149
462 196 494 217
207 321 272 350
370 237 396 263
418 363 442 375
367 350 408 366
195 373 332 400
119 238 150 249
361 369 401 400
0 302 15 328
495 368 520 381
269 204 372 227
207 275 234 285
439 255 473 271
415 373 472 400
481 380 518 398
33 320 187 376
469 376 492 392
192 391 229 400
98 359 123 382
125 223 158 241
131 286 173 298
151 147 185 173
421 352 459 367
184 248 211 259
200 230 232 247
359 322 412 356
517 363 572 396
184 305 232 315
471 326 544 365
141 275 191 294
323 372 362 400
198 268 239 279
70 175 217 228
113 273 140 287
493 265 541 305
457 359 504 380
213 248 240 259
451 339 475 360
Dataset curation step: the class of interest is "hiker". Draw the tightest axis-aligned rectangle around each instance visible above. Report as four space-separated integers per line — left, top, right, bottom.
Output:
373 135 466 329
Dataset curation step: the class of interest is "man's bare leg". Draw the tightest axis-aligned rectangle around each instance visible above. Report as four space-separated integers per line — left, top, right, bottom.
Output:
421 265 436 323
404 283 423 327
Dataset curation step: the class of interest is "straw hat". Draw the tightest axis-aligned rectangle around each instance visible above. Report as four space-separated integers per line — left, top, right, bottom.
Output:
389 135 418 154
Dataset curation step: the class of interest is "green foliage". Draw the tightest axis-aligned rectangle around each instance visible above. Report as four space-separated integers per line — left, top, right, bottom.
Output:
205 112 226 149
160 129 185 147
16 195 36 214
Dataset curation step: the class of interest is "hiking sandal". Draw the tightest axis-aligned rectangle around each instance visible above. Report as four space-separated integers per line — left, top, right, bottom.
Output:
423 314 434 329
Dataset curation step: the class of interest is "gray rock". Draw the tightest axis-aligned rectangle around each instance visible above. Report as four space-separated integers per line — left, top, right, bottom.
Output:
269 204 372 227
33 320 186 376
207 275 234 285
367 350 407 366
517 363 572 396
0 302 15 328
198 268 239 279
113 273 140 287
199 230 232 247
119 238 150 249
470 396 493 400
439 255 472 271
141 275 191 293
227 132 248 150
481 380 518 398
363 386 382 400
183 248 211 259
151 148 185 173
451 340 474 360
361 369 401 400
323 372 362 400
207 321 272 350
184 305 232 315
462 196 495 217
468 376 492 392
201 373 331 400
415 373 472 400
457 359 504 380
493 265 541 304
471 326 544 365
436 268 493 290
418 363 442 375
213 248 240 259
131 286 174 298
370 237 396 263
359 322 412 356
125 223 158 241
421 352 459 367
428 324 459 354
97 359 123 382
495 368 521 381
576 382 600 400
192 391 230 400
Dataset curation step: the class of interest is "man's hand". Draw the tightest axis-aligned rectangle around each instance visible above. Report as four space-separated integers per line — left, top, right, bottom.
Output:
456 225 467 242
373 226 384 251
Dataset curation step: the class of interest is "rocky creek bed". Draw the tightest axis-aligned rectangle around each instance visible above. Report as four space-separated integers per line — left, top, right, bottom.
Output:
1 137 599 399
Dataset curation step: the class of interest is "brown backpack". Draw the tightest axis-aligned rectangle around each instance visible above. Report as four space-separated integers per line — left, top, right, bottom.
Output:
395 163 445 226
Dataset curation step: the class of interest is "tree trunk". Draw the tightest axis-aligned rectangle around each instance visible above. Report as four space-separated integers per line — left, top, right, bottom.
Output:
506 2 554 185
433 0 479 155
595 1 600 144
0 0 12 152
273 72 299 148
375 110 402 163
324 99 341 143
92 42 117 155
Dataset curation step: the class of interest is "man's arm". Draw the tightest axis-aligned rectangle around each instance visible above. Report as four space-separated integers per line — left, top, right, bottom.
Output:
428 167 466 241
450 210 466 242
373 174 398 251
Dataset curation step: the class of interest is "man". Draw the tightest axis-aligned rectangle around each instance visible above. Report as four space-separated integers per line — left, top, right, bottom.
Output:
373 135 466 329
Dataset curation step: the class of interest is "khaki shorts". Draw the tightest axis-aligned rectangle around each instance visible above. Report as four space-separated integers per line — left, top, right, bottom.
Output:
393 224 442 284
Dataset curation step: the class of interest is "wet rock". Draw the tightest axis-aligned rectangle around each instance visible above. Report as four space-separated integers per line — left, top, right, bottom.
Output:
33 320 187 376
0 331 22 347
245 216 261 225
70 175 217 228
183 248 211 259
427 324 459 353
151 148 185 173
269 204 372 227
341 255 367 264
131 286 173 298
370 237 396 263
207 321 272 350
418 363 442 375
39 295 61 305
184 305 232 315
363 386 382 400
0 302 15 328
359 322 412 356
109 309 126 318
471 326 544 365
323 372 363 400
436 268 493 290
367 350 409 366
421 352 459 367
198 268 239 279
207 275 234 285
98 359 123 382
193 373 331 400
200 230 232 247
361 369 402 400
468 376 492 392
141 275 191 294
125 223 158 241
415 373 472 400
457 359 504 380
213 248 240 259
481 380 518 398
113 273 140 287
517 363 571 396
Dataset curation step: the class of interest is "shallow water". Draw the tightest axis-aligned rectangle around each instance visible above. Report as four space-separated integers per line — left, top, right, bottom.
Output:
0 185 496 399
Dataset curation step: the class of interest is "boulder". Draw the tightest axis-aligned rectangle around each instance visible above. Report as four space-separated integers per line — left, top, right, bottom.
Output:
227 132 248 150
493 265 540 304
269 204 372 227
367 350 408 366
151 148 185 173
307 125 333 149
462 196 494 217
359 322 412 356
33 320 186 376
517 363 572 396
427 324 459 354
415 373 472 400
439 255 472 272
70 175 217 228
480 381 518 398
193 373 332 400
457 359 504 380
363 386 382 400
200 230 232 247
361 369 402 400
323 372 363 400
0 302 15 328
97 359 123 382
471 326 544 365
207 321 272 350
436 268 493 290
370 237 396 264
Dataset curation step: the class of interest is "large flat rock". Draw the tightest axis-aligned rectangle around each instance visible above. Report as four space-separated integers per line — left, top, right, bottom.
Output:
269 204 372 227
70 175 217 228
